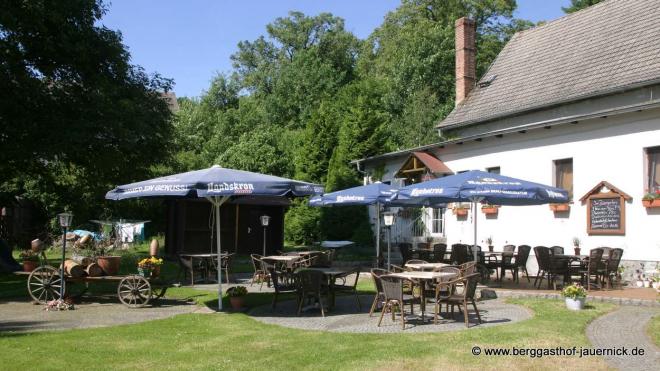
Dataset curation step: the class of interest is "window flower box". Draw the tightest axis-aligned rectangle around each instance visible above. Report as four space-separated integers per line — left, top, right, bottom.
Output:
549 203 570 212
453 207 469 217
642 199 660 208
481 205 500 215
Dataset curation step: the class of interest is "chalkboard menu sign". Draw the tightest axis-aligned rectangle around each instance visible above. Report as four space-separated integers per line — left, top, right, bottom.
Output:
587 194 625 235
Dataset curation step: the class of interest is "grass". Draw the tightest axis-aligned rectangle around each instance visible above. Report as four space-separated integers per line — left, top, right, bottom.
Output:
2 243 615 370
649 314 660 347
0 279 613 371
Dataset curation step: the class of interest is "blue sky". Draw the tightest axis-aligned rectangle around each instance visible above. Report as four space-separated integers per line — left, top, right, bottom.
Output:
101 0 570 98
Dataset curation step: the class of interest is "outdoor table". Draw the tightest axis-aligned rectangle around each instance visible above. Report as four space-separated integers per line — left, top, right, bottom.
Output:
551 254 587 285
404 262 449 271
263 255 302 270
388 271 458 321
301 267 352 310
319 241 354 249
179 253 228 283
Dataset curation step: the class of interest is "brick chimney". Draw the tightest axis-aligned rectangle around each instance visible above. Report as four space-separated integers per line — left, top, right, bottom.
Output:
455 17 476 107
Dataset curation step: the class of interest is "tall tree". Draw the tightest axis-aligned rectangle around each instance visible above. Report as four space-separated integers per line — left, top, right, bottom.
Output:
0 0 173 228
562 0 603 13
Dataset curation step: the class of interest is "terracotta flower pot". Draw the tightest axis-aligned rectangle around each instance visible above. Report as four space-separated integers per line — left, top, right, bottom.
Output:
23 260 38 272
481 207 499 215
488 246 494 252
550 203 570 212
574 247 581 255
230 296 244 310
149 239 159 257
97 256 121 275
454 208 468 216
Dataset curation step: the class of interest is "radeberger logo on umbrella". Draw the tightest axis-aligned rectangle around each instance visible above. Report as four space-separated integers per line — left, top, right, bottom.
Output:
410 188 444 196
207 182 254 194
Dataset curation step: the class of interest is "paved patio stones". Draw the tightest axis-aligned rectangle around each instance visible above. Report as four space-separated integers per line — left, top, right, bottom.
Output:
0 297 197 333
248 295 531 333
586 306 660 370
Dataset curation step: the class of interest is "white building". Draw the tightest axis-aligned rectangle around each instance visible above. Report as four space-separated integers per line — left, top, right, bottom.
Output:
353 0 660 274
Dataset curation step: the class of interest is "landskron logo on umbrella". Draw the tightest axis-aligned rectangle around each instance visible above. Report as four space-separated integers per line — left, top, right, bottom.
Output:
207 182 254 194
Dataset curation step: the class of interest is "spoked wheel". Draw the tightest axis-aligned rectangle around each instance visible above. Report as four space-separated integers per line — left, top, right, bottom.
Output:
27 266 63 303
117 275 151 308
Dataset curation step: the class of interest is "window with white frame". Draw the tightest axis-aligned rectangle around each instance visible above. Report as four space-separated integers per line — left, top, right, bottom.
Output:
431 208 443 234
646 146 660 192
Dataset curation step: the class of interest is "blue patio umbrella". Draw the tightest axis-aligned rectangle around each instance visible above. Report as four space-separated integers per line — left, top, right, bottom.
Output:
395 170 569 261
106 165 323 310
309 182 399 267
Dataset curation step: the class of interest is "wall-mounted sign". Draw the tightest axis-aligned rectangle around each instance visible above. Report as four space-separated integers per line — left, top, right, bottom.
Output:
579 181 631 235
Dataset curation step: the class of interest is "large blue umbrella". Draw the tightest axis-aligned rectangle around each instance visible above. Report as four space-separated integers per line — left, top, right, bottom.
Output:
106 165 323 310
395 170 569 261
309 182 398 267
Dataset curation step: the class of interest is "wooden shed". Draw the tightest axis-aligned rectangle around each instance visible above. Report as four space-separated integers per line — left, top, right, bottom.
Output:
164 197 287 257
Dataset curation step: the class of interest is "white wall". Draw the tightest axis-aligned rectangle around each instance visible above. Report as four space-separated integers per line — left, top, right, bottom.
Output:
367 108 660 261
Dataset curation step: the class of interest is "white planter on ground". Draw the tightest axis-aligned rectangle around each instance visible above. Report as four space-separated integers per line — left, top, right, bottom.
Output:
643 280 651 288
565 297 586 311
636 280 644 287
652 281 660 290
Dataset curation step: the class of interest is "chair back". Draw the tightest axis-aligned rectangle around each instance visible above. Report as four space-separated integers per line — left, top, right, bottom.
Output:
459 261 477 276
417 242 430 250
587 248 604 274
250 254 263 272
451 244 470 265
515 245 531 268
432 243 447 262
311 251 331 267
296 269 324 293
268 267 295 292
389 264 405 273
380 275 405 303
502 244 516 258
534 246 551 270
370 268 387 294
221 253 233 269
606 248 623 273
551 246 564 255
462 273 481 300
398 243 412 263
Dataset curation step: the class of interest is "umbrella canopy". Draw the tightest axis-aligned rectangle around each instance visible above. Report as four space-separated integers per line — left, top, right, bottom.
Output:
308 182 398 207
396 170 569 205
106 165 323 310
395 170 569 262
106 165 323 200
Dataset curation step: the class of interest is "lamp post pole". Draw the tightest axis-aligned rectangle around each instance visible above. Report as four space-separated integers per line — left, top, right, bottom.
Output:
57 212 73 302
382 211 395 271
260 215 270 256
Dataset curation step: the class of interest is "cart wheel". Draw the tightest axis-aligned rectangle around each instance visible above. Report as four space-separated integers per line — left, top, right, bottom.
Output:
117 275 151 308
27 266 63 303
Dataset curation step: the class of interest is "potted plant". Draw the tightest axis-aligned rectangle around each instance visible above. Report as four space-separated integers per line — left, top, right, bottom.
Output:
453 204 469 216
481 204 499 215
137 256 163 278
642 190 660 208
651 277 660 290
572 237 581 255
485 236 494 252
96 245 122 275
562 283 587 310
550 203 570 212
19 250 39 272
227 286 248 310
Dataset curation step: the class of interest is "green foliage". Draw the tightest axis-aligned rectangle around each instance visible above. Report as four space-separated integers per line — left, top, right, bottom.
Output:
562 0 603 14
284 200 322 245
0 0 173 232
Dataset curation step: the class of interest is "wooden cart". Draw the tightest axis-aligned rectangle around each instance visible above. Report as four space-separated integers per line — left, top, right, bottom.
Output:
16 266 168 308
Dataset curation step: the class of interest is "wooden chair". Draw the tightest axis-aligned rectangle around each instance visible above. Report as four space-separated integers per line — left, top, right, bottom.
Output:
331 267 362 311
511 245 532 282
208 253 233 284
440 273 482 328
177 254 207 286
268 267 299 310
296 269 329 317
602 248 623 289
432 243 447 263
533 246 551 288
378 275 420 330
369 268 388 317
551 246 565 255
578 248 604 290
430 266 461 324
249 254 269 288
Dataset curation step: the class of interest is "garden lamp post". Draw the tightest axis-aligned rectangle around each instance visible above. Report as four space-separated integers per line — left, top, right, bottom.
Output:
260 215 270 256
383 211 395 270
57 212 73 301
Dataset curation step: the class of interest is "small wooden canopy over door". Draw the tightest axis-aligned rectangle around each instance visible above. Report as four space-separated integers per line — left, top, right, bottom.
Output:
395 152 453 185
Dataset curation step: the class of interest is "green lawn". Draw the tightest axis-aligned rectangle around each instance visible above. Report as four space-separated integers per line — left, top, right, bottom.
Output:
2 243 615 370
649 315 660 347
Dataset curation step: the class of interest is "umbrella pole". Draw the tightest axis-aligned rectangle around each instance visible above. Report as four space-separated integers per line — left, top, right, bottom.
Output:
376 203 381 268
209 196 230 311
473 201 478 262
